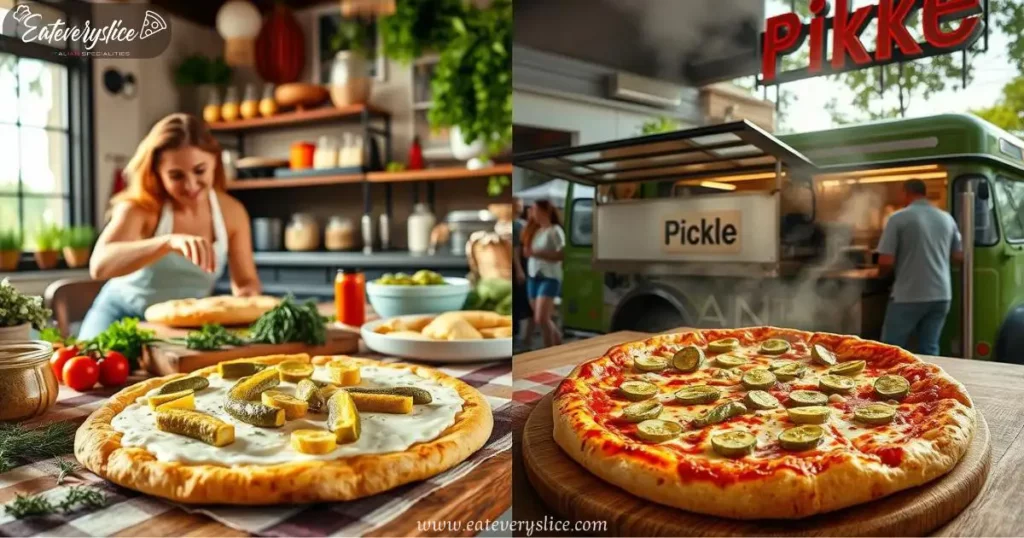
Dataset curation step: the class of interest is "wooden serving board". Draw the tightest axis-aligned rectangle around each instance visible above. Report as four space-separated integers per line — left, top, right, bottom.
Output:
141 325 360 376
523 393 991 537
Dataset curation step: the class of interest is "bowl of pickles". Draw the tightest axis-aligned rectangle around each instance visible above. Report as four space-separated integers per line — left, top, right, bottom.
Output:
366 270 471 317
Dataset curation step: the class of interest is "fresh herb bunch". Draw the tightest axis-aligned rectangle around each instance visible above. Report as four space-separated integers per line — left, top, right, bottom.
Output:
0 230 22 251
3 487 106 519
32 225 62 251
51 456 80 485
378 0 465 63
428 0 512 157
85 317 155 370
61 226 96 249
39 326 76 346
182 323 246 351
0 278 52 329
249 296 326 346
0 421 77 473
329 19 370 54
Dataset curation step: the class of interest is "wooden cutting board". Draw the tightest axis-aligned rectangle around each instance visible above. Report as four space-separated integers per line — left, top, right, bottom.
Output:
523 393 991 537
141 324 360 376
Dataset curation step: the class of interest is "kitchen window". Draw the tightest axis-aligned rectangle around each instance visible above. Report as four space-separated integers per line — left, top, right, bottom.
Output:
0 0 93 253
994 176 1024 243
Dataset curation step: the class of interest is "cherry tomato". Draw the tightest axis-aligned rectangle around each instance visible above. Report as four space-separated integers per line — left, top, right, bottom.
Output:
63 356 99 392
49 346 78 384
98 351 130 387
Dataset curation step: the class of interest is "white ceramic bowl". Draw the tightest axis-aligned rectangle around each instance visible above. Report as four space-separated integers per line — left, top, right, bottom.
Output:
365 277 472 318
361 314 512 363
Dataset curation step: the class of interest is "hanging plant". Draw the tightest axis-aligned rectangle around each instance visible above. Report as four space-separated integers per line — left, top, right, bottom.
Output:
378 0 465 63
428 0 511 157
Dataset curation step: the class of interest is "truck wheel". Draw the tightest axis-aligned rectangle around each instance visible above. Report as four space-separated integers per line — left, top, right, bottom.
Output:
995 305 1024 364
611 295 688 333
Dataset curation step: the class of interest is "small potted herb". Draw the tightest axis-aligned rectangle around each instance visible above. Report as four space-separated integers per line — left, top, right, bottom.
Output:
32 226 63 270
0 230 21 272
61 226 96 269
0 277 52 340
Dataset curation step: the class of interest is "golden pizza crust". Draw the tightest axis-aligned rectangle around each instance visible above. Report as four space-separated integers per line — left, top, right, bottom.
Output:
552 327 977 520
143 295 281 328
75 353 493 505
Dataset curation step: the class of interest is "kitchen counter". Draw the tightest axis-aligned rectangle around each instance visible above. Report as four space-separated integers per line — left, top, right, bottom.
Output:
251 250 469 268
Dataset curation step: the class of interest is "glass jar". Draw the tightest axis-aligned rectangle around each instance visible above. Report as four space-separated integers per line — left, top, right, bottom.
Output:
325 216 356 251
258 83 278 117
334 269 366 327
202 87 222 123
0 341 59 422
314 135 339 169
240 83 259 119
284 213 320 252
221 87 240 122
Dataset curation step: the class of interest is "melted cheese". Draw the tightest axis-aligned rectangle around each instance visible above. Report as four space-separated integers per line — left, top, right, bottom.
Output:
111 365 464 466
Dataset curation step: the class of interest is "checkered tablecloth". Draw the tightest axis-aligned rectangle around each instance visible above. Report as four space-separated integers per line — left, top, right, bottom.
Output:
0 358 512 537
512 365 575 406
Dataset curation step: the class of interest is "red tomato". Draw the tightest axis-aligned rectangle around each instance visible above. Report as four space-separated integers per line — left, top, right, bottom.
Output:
49 346 78 384
98 351 130 387
63 356 99 392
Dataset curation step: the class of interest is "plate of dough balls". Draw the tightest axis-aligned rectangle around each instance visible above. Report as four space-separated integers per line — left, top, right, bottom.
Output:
361 311 512 362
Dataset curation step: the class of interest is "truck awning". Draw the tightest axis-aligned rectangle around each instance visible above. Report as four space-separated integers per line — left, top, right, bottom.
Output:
513 120 818 186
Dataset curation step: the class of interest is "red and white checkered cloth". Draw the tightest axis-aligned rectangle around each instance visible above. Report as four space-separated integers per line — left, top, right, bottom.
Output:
0 359 512 537
512 365 575 406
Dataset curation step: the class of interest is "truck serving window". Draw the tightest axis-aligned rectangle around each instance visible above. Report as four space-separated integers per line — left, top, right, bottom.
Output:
953 176 998 247
569 184 595 247
995 176 1024 243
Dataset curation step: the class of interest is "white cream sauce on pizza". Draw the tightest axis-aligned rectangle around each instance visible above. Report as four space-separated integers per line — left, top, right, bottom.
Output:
111 365 464 466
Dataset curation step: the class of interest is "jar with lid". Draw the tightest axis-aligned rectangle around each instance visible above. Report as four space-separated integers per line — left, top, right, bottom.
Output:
314 135 339 169
407 203 435 255
325 216 357 251
285 213 320 251
334 269 366 326
0 340 59 422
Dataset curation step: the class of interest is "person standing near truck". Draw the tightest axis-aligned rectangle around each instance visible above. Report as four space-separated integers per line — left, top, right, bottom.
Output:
522 199 565 348
877 179 963 355
511 197 533 343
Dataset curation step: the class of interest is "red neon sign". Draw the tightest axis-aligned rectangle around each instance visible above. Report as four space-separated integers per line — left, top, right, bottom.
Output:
760 0 984 85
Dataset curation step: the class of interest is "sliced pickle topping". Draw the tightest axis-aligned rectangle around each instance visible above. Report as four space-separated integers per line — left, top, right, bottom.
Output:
672 346 704 373
818 374 856 394
741 369 777 390
773 362 807 381
345 386 433 404
155 409 234 447
635 419 683 443
828 360 866 377
711 431 756 458
674 385 721 405
707 338 739 353
622 400 663 422
811 344 838 366
779 425 824 451
634 355 668 373
855 403 897 425
787 405 831 425
296 378 326 412
290 429 337 455
261 390 309 419
619 380 658 401
714 354 748 368
759 339 791 355
694 401 748 428
227 367 280 401
874 375 910 400
787 390 828 407
218 359 267 379
744 390 779 410
327 390 361 444
278 361 314 383
224 398 286 428
157 376 210 395
148 389 194 410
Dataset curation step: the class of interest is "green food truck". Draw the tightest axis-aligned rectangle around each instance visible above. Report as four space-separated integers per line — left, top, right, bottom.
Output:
513 113 1024 362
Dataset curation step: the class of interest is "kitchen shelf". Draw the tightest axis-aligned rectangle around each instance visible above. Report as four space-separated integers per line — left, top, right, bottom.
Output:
367 164 513 183
208 104 390 133
252 250 469 269
226 173 363 191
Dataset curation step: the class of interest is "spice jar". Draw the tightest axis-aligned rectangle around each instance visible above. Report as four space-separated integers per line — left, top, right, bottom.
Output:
0 341 59 422
290 141 316 170
285 213 320 251
325 216 356 251
334 269 366 326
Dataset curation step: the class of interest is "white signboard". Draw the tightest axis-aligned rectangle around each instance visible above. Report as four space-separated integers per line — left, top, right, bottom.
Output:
595 192 780 263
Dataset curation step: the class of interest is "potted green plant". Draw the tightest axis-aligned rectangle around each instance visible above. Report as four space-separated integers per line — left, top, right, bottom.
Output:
0 278 52 340
62 225 96 269
33 225 63 270
378 0 465 63
173 55 233 116
429 0 512 169
0 230 21 272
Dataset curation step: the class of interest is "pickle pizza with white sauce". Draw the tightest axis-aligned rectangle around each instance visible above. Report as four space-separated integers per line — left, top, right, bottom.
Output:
551 327 977 520
74 354 493 505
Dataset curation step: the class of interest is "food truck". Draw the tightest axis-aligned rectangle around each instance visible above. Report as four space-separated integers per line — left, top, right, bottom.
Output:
513 113 1024 362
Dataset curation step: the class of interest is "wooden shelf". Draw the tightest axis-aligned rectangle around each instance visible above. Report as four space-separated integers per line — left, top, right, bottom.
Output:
226 173 363 191
367 164 512 183
209 104 389 133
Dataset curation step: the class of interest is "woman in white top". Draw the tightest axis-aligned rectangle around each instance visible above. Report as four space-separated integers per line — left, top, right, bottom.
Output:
522 199 565 348
79 113 262 338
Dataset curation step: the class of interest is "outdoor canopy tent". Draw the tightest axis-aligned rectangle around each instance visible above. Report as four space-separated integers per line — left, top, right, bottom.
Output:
514 179 569 207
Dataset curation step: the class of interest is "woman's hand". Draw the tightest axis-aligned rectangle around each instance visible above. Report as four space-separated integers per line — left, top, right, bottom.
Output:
166 234 216 273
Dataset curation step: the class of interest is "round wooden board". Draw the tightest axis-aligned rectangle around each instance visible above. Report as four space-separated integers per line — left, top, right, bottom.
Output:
523 393 991 537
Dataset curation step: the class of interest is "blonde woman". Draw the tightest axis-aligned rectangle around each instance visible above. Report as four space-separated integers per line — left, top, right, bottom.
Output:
80 113 261 338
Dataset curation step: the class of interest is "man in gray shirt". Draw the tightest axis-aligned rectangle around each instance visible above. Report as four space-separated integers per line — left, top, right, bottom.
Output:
877 179 963 355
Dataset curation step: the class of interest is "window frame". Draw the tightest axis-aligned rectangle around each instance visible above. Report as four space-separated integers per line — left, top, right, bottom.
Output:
568 197 593 247
952 174 1000 248
0 0 94 269
994 174 1024 245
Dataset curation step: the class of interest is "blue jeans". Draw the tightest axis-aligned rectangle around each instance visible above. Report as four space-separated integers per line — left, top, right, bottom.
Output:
881 300 951 356
526 276 561 300
78 284 147 340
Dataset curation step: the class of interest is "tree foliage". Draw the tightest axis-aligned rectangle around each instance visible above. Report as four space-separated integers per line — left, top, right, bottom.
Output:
971 76 1024 136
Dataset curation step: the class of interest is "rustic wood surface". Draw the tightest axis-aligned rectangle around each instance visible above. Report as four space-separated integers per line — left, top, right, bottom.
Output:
512 329 1024 537
523 393 989 536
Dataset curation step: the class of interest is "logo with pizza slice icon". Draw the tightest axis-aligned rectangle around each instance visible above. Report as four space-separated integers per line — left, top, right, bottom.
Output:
139 10 167 40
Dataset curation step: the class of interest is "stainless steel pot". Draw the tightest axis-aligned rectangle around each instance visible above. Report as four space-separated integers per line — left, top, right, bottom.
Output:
446 210 496 255
252 218 283 251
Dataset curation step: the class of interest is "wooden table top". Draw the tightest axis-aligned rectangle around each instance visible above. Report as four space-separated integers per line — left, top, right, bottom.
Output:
512 329 1024 537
